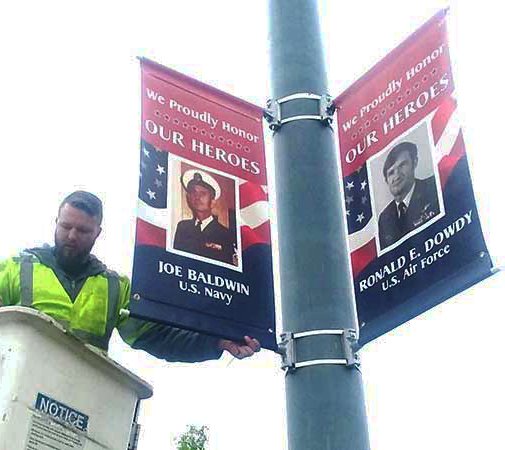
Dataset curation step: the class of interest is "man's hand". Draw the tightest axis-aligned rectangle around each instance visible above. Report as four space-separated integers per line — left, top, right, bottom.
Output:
218 336 261 360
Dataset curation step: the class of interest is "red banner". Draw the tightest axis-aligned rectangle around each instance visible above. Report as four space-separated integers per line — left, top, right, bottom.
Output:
141 58 266 185
337 10 453 177
334 10 493 346
131 58 277 350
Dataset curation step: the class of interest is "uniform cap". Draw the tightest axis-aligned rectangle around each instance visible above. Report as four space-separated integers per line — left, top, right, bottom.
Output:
181 170 221 200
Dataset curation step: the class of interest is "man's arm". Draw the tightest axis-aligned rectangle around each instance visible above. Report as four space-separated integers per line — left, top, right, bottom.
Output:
218 336 261 359
121 317 261 362
116 276 261 362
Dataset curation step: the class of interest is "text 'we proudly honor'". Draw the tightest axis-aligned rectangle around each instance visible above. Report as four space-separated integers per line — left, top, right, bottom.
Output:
130 58 277 350
334 10 494 346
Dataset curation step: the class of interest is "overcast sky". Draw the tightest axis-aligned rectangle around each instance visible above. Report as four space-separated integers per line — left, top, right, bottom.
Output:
1 1 504 449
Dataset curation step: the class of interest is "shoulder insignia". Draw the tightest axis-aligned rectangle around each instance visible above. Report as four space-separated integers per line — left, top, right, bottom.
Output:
204 242 223 251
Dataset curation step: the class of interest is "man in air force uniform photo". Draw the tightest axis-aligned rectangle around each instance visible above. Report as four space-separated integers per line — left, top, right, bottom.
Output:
378 141 440 249
174 170 234 264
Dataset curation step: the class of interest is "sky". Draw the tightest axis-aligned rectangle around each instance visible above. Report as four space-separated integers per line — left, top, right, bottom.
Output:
1 1 504 449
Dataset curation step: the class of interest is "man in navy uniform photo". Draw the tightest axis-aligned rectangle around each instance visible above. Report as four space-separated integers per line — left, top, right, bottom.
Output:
174 170 234 264
378 141 440 249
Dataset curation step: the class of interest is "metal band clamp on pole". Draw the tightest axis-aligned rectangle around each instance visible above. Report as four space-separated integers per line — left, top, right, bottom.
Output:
263 92 335 131
279 328 360 373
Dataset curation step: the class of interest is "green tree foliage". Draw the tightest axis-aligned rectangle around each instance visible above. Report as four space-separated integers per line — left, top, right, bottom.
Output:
174 425 209 450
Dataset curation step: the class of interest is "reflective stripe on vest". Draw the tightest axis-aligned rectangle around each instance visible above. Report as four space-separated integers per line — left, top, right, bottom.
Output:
20 256 34 306
18 259 120 351
103 270 120 349
117 314 155 346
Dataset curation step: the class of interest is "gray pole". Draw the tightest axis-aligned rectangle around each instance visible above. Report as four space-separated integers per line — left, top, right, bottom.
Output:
267 1 371 449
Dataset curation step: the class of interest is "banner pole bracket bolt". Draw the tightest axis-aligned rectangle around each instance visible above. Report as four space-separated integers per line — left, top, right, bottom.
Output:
278 328 360 373
264 93 335 132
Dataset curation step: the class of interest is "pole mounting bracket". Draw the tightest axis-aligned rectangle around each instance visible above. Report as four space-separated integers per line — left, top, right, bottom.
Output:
279 329 360 373
264 93 335 131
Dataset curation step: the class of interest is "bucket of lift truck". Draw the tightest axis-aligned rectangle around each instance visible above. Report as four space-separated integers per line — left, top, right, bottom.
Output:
0 307 153 450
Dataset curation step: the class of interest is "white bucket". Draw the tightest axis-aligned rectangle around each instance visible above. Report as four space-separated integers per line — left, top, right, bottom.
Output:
0 307 153 449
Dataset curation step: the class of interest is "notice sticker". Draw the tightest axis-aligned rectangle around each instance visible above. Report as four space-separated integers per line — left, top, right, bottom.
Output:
25 413 84 449
34 393 89 432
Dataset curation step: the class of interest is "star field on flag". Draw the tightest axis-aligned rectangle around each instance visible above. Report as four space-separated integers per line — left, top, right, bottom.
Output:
139 140 168 208
344 165 372 234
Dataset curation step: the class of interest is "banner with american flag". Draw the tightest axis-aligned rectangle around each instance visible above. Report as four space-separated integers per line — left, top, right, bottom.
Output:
130 58 277 350
334 10 494 346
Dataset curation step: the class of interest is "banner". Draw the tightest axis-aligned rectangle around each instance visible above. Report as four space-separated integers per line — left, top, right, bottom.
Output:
130 58 277 350
334 10 494 346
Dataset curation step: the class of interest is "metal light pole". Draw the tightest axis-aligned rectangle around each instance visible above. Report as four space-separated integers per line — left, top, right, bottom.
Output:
267 1 371 449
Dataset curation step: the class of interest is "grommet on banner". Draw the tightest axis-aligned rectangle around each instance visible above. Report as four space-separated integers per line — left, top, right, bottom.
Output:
119 309 130 319
264 93 335 132
278 328 360 373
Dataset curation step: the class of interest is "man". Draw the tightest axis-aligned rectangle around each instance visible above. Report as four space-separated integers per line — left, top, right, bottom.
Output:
174 170 234 264
0 191 258 361
378 141 440 249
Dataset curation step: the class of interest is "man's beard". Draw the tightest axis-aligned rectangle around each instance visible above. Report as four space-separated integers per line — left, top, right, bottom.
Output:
54 234 93 274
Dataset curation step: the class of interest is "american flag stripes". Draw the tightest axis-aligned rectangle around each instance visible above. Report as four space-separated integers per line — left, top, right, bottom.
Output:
334 9 493 346
131 58 277 350
135 141 270 255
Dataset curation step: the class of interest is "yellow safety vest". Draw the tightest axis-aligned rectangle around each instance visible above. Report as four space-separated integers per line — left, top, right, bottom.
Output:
6 253 121 350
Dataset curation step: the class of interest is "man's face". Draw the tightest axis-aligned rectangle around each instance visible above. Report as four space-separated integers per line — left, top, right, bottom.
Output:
186 185 214 216
55 203 101 270
385 150 418 199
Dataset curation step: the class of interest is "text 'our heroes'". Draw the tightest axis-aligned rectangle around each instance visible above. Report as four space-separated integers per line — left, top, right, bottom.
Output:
344 72 449 165
341 43 449 166
144 119 261 176
158 261 250 306
144 88 262 176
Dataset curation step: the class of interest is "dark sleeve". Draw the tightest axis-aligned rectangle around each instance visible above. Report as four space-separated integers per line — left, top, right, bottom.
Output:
428 177 440 213
173 222 183 250
378 212 386 249
219 224 235 263
129 322 223 363
116 277 223 363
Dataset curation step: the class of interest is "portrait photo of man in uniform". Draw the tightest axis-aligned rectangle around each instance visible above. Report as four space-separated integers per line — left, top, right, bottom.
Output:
172 165 237 266
377 140 441 250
